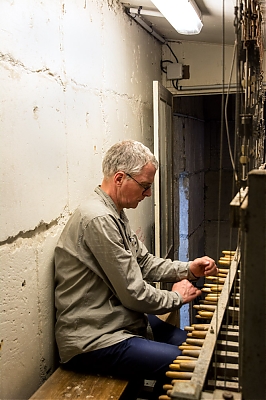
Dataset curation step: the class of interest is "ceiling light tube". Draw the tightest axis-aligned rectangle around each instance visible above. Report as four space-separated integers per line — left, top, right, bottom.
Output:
150 0 203 35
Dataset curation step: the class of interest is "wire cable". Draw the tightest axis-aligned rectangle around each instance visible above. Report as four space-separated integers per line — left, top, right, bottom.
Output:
225 40 238 183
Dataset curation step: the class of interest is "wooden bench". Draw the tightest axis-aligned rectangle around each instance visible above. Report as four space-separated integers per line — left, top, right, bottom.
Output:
29 367 129 400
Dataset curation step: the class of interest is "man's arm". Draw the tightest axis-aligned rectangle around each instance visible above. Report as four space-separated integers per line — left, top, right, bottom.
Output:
84 216 184 314
135 233 218 282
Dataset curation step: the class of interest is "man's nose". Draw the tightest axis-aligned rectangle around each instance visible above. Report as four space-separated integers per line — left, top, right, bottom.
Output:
143 188 152 197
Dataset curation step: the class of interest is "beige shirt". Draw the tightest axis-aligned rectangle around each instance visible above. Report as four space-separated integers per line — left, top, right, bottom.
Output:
55 187 195 363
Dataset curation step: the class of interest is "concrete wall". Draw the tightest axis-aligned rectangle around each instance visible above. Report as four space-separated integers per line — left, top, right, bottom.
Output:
0 1 162 398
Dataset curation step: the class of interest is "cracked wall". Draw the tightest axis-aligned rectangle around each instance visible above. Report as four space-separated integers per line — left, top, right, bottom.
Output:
0 1 162 398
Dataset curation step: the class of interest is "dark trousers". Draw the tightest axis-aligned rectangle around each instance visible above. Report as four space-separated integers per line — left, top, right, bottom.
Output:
64 315 187 399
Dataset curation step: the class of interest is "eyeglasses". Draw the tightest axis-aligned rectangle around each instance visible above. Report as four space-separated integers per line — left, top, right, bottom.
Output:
126 173 152 193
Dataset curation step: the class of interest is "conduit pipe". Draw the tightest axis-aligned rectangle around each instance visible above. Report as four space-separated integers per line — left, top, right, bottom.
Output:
127 9 166 44
177 82 266 91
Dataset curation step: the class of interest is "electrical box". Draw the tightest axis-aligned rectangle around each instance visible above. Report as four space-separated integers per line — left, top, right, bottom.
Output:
166 63 190 80
166 63 183 80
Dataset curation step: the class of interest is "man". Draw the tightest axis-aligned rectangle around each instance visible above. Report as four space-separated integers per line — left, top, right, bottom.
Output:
54 140 218 398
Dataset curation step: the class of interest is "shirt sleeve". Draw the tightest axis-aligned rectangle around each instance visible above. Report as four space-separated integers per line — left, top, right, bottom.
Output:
130 230 197 283
83 215 184 314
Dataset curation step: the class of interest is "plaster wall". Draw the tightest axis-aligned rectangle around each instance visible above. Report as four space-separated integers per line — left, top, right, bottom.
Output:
0 1 162 398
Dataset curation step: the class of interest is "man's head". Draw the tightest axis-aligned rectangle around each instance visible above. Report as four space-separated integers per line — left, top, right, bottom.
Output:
102 140 158 177
101 140 158 212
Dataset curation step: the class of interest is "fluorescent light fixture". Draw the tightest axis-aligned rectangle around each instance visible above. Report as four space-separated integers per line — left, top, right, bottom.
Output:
150 0 203 35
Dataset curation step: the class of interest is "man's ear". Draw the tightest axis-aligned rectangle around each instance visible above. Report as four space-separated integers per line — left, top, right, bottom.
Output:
114 171 124 187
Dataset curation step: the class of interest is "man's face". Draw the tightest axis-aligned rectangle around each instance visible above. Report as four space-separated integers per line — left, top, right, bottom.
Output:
118 163 156 210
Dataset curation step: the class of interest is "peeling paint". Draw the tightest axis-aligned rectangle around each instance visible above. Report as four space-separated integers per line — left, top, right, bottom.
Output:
0 209 71 247
0 219 58 246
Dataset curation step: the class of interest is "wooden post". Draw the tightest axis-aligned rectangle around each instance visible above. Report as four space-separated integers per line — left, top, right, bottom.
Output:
240 170 266 400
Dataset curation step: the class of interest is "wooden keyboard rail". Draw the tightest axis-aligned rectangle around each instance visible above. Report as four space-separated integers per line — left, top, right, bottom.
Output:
169 252 240 400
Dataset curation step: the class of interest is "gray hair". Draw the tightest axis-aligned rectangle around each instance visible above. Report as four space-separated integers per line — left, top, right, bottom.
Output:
102 140 158 178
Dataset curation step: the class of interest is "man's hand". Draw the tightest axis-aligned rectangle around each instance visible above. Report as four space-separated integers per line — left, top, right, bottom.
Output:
172 279 201 304
190 256 218 278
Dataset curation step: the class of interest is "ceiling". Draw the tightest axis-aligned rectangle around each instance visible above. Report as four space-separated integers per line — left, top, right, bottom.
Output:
121 0 265 46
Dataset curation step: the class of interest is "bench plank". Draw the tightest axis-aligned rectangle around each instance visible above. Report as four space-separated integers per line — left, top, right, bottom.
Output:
29 367 129 400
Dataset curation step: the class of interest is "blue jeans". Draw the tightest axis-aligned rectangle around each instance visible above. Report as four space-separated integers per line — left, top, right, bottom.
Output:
64 315 187 398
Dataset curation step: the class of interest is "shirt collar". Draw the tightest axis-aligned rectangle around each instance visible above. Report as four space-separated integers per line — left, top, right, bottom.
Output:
94 186 129 223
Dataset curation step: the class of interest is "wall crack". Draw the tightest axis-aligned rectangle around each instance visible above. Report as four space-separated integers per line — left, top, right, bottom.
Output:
0 52 65 89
